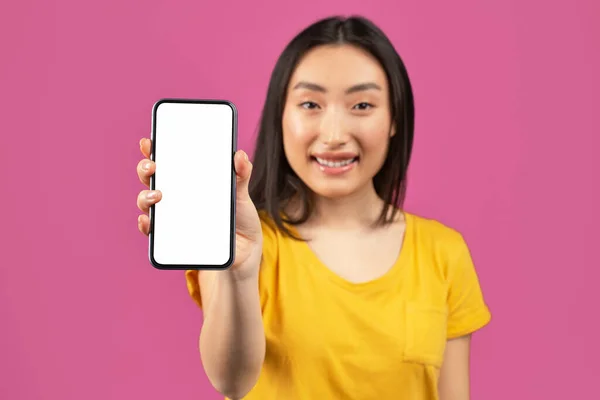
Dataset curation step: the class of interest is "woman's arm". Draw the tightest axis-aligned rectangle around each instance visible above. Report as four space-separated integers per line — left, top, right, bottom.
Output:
198 267 265 400
438 335 472 400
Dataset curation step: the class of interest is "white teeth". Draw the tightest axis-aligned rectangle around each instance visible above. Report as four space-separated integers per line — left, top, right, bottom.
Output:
315 157 356 168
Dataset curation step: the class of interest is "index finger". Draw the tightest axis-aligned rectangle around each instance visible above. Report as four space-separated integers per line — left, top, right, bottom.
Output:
139 138 152 159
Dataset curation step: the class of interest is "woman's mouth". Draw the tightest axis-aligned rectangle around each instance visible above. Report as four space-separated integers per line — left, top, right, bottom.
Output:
310 154 359 176
314 156 358 168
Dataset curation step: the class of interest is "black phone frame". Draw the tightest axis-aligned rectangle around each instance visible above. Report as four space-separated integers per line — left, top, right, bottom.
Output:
148 98 237 271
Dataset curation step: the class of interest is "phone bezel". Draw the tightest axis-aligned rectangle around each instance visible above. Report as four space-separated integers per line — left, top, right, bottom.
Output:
148 98 237 270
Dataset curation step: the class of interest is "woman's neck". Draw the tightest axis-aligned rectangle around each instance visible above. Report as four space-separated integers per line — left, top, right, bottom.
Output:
308 184 386 230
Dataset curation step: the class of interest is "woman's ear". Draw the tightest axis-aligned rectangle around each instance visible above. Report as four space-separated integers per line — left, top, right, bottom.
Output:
390 124 396 137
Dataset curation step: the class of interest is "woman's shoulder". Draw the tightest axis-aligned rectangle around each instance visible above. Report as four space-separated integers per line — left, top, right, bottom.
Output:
405 212 483 290
257 210 281 243
257 209 300 243
405 211 470 256
257 210 289 263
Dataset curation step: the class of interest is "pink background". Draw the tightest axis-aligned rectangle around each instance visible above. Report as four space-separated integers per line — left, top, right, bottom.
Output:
1 0 598 399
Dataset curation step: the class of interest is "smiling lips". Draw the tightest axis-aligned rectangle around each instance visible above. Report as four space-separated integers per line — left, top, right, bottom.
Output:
311 152 359 175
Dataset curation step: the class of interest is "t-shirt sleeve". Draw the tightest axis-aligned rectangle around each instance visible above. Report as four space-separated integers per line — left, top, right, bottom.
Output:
446 233 492 339
185 269 203 309
184 214 278 310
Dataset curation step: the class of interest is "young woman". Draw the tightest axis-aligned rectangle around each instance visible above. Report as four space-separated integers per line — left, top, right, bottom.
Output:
136 15 491 400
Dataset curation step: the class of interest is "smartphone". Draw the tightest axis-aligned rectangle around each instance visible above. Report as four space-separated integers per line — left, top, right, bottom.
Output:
148 99 237 270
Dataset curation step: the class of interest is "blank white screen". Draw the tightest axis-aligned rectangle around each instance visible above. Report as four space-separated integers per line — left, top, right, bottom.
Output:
151 101 234 267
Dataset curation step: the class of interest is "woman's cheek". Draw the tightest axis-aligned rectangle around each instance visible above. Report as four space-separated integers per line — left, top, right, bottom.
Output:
356 129 392 168
284 113 320 150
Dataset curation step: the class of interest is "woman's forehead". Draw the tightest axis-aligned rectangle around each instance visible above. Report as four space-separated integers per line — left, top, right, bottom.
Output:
289 45 388 92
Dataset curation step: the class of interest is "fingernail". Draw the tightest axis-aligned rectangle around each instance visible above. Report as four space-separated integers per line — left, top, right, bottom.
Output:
243 151 248 161
146 191 157 199
142 161 151 171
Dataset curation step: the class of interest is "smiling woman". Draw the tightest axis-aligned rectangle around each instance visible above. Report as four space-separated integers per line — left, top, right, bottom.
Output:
135 14 491 400
282 44 395 202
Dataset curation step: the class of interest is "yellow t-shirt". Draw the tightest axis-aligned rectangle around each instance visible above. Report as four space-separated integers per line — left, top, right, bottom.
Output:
185 212 491 400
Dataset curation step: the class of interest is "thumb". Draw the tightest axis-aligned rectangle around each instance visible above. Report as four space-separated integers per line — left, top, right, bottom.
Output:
234 150 253 199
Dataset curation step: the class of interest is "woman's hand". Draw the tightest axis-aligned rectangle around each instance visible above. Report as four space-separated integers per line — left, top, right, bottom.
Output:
135 137 263 277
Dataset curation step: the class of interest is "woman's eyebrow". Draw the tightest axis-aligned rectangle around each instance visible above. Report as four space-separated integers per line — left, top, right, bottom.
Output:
292 81 327 92
345 82 382 94
292 81 382 94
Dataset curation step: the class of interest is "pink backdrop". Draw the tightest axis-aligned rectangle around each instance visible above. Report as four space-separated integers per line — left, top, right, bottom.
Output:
1 0 598 398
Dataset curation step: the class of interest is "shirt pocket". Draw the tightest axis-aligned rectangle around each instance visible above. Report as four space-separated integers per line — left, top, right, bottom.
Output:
403 301 448 369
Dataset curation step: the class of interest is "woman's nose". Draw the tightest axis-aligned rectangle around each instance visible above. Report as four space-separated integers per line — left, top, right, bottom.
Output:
319 108 348 146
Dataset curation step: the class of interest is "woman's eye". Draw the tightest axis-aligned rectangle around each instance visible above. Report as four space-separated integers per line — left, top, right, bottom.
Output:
353 102 373 110
300 101 319 109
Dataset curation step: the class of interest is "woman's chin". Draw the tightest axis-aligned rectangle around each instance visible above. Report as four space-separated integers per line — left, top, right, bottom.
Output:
308 182 362 200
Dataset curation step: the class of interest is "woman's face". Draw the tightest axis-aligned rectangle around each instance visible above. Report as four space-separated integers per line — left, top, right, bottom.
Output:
282 44 394 200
